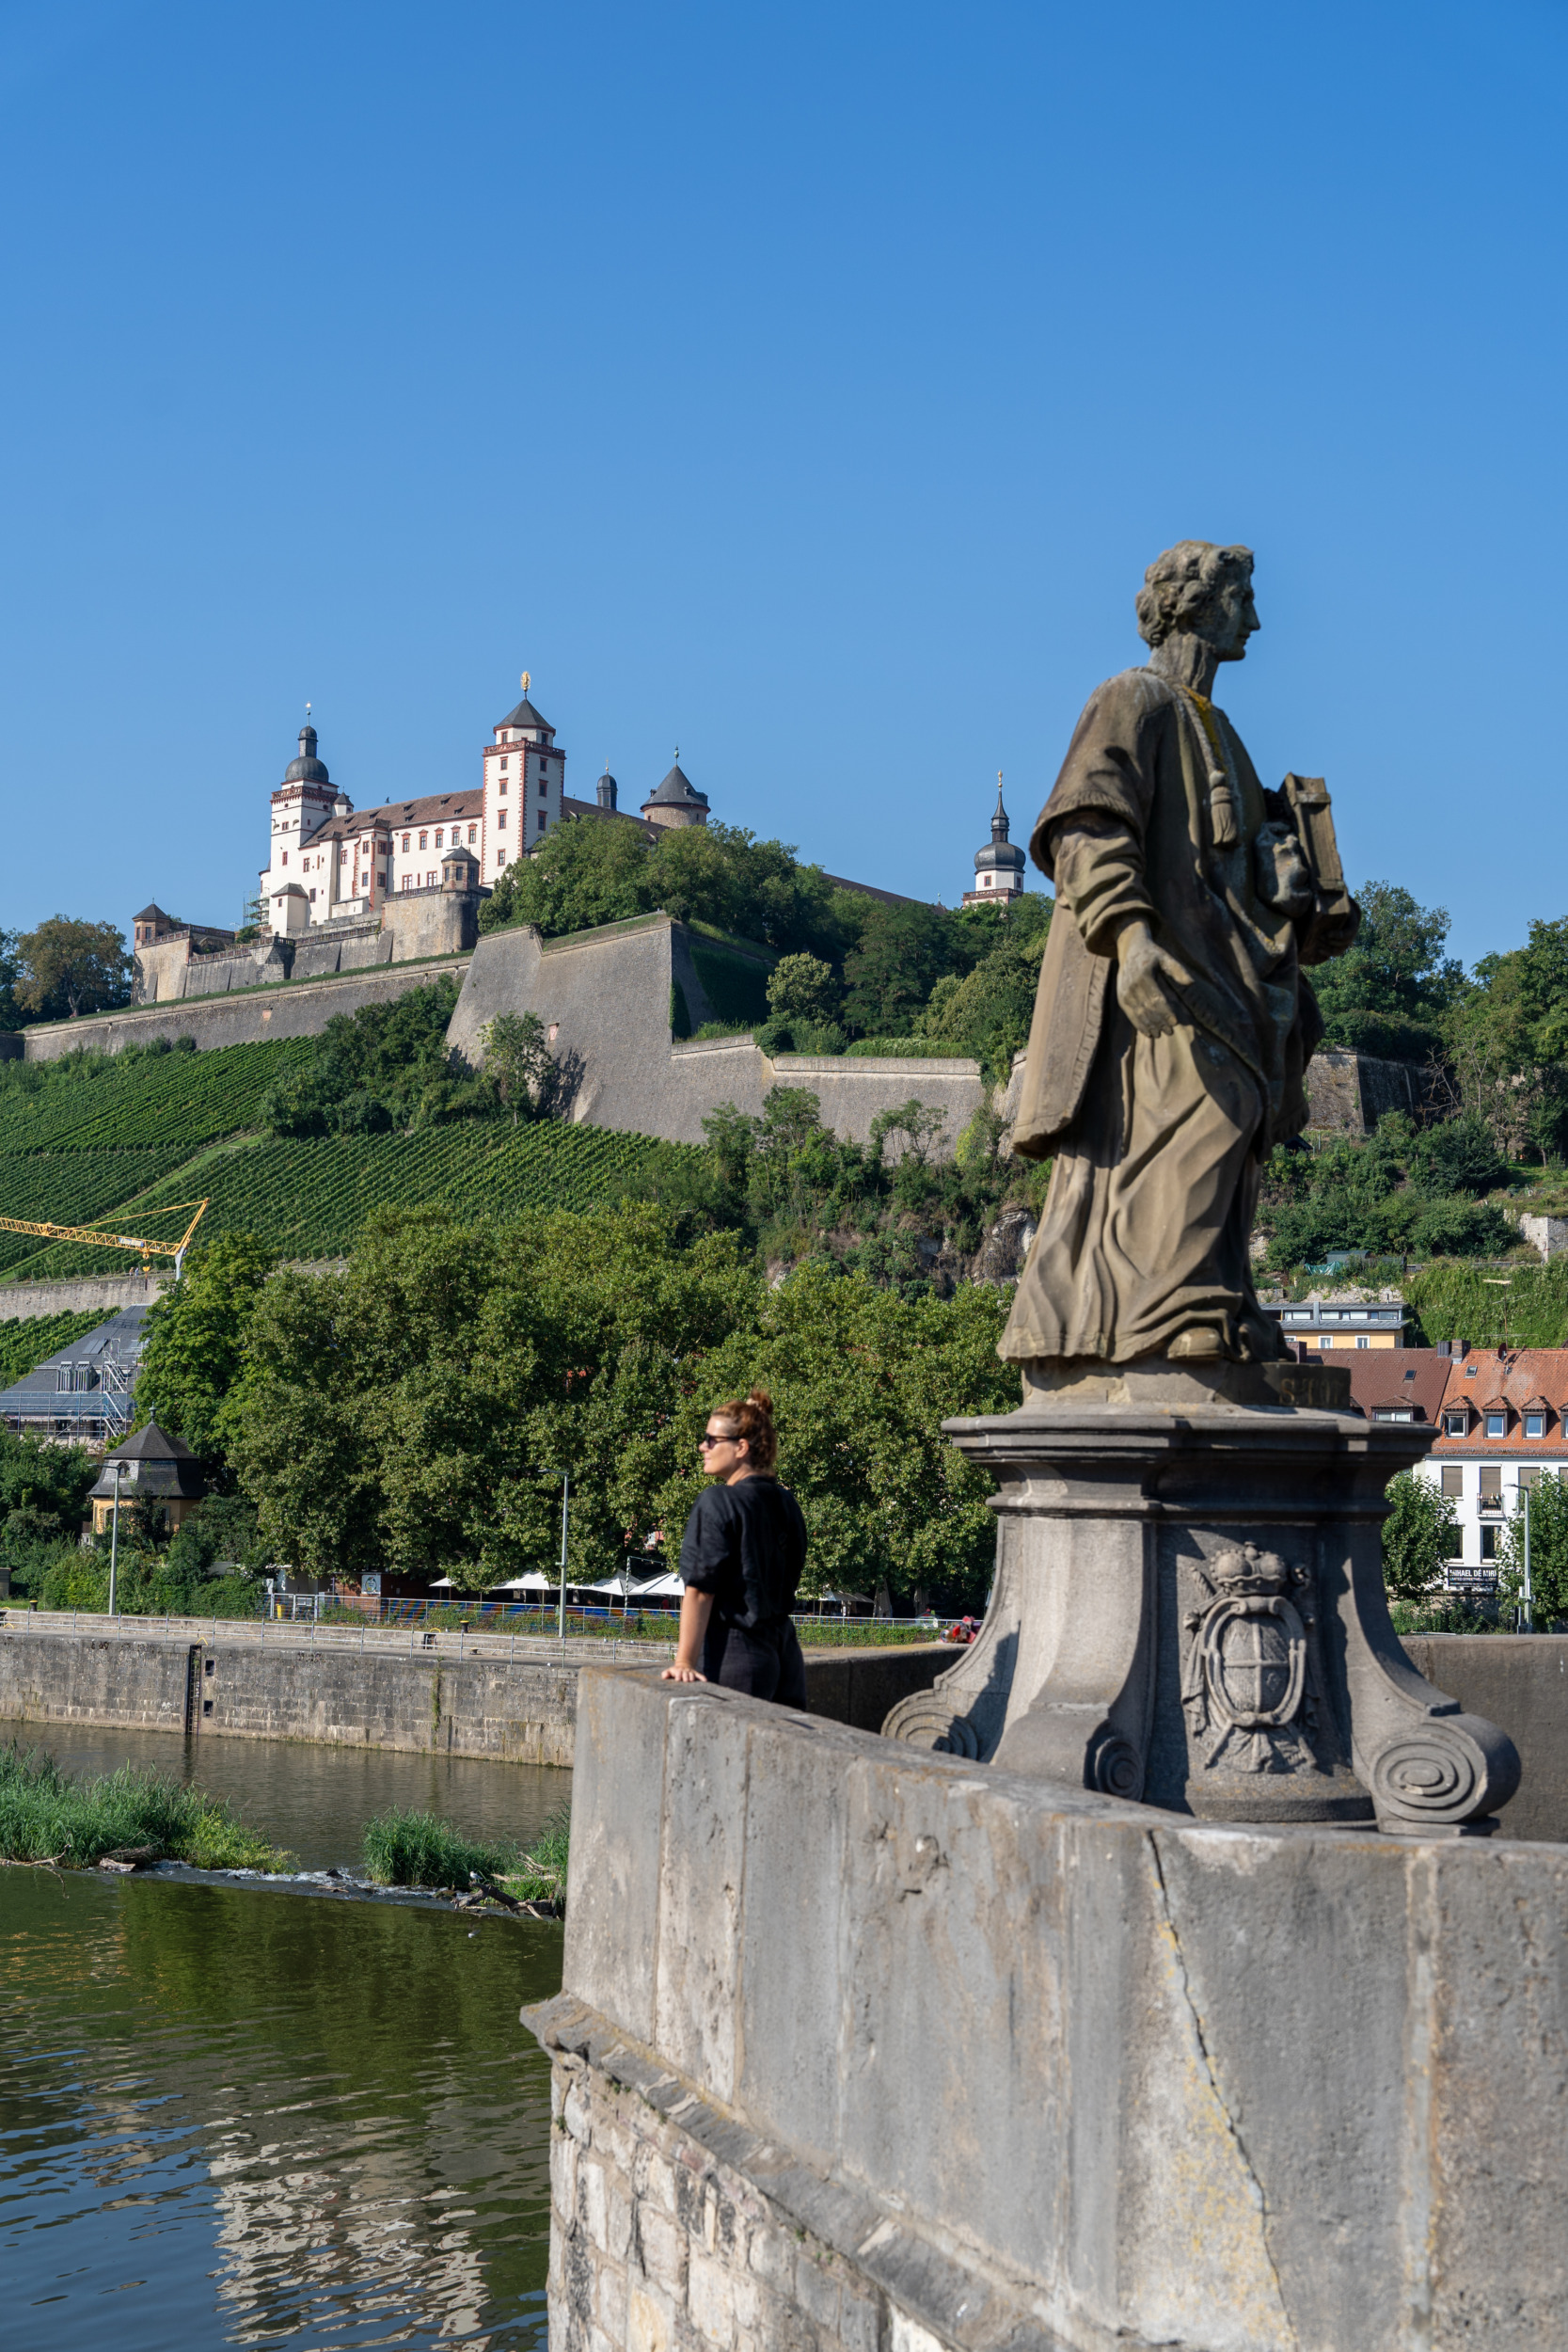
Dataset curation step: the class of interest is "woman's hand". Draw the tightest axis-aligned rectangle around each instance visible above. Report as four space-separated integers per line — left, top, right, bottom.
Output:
660 1584 714 1681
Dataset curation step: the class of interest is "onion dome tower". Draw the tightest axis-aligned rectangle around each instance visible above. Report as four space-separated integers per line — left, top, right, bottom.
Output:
962 774 1026 906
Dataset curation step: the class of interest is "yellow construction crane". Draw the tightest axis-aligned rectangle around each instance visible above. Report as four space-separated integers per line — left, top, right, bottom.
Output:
0 1199 209 1278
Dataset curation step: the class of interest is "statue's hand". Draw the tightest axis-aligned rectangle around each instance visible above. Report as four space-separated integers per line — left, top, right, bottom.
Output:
1116 922 1186 1038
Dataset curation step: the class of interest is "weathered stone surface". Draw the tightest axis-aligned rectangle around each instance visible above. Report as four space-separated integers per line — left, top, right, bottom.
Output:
18 953 473 1060
890 1384 1520 1838
531 1668 1568 2350
0 1625 953 1767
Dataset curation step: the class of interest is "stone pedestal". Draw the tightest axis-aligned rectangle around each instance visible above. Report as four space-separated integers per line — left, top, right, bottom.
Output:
884 1355 1521 1836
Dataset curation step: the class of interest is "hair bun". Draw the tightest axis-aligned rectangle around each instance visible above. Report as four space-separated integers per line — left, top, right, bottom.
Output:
747 1389 774 1415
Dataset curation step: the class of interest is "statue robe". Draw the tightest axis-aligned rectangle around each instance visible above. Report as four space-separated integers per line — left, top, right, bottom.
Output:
1001 665 1322 1366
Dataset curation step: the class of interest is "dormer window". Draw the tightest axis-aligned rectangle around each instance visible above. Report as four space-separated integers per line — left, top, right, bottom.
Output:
1526 1412 1546 1439
1445 1411 1467 1437
1485 1411 1507 1438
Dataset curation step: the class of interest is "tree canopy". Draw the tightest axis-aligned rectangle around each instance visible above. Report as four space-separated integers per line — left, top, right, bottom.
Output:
15 917 132 1021
215 1199 1008 1609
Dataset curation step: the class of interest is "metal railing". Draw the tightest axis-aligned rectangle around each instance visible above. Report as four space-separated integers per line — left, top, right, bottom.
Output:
0 1603 952 1660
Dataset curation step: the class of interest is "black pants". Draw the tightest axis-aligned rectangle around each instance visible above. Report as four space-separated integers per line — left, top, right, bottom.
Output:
703 1616 808 1708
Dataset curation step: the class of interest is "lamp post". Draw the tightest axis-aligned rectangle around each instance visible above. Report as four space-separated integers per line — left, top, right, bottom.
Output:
1523 1480 1534 1633
107 1458 123 1618
557 1470 571 1641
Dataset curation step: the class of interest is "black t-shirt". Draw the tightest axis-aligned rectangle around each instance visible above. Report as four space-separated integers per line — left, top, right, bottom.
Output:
678 1476 807 1631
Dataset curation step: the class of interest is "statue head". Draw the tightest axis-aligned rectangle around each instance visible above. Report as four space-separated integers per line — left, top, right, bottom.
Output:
1136 541 1258 664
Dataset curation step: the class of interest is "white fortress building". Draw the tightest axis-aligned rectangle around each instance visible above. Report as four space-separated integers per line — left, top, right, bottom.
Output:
257 675 716 936
258 681 573 929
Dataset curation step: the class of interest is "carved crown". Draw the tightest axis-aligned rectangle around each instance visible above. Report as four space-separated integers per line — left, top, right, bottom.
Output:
1211 1544 1293 1597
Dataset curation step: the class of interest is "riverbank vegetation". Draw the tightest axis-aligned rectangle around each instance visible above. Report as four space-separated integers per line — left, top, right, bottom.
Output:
361 1803 569 1904
0 1740 290 1870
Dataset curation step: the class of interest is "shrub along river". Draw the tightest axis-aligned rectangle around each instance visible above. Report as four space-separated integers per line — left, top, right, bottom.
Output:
1 1725 569 2350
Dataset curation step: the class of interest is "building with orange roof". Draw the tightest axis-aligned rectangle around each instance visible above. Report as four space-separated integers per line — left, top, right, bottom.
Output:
1418 1344 1568 1572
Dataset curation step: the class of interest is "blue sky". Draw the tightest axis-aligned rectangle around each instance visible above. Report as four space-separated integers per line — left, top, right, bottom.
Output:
0 1 1562 964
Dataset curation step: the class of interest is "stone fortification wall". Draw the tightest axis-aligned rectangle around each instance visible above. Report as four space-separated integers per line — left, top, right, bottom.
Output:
530 1664 1568 2352
19 954 472 1062
0 1272 172 1322
1304 1046 1421 1135
449 916 994 1151
0 1623 955 1764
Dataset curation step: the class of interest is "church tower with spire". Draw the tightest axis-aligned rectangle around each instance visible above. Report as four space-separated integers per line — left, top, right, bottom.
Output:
962 776 1026 906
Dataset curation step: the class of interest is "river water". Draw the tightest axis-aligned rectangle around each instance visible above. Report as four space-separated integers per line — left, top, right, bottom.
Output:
1 1724 570 2350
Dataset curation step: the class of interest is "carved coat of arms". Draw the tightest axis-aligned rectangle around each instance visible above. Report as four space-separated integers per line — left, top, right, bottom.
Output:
1181 1544 1320 1774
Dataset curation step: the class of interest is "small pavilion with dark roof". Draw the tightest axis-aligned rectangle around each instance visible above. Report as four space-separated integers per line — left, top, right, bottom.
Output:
87 1422 207 1535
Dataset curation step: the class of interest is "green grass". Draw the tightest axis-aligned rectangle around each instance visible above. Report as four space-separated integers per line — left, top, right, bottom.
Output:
361 1806 519 1888
0 1308 116 1384
360 1801 570 1904
0 1739 292 1870
506 1804 571 1904
842 1038 970 1059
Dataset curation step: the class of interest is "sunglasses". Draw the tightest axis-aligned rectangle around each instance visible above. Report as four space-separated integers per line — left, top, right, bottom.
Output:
697 1431 736 1449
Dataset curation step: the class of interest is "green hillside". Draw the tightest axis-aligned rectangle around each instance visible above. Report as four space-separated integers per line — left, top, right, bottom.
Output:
0 1038 696 1281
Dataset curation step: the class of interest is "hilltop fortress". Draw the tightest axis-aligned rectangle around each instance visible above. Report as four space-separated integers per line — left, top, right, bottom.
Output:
8 686 1410 1152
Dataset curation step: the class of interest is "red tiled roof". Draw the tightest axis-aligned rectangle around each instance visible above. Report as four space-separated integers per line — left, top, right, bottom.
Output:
1431 1349 1568 1454
1338 1350 1451 1424
304 793 485 844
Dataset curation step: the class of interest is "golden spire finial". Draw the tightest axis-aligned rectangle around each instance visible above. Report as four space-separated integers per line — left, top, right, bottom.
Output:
520 670 531 695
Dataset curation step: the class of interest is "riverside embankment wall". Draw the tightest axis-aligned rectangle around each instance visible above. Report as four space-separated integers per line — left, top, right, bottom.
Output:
529 1664 1568 2352
0 1623 957 1766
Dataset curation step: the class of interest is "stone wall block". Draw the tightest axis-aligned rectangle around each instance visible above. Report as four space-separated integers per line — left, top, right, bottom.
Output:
1423 1839 1568 2344
1138 1822 1412 2349
627 2284 673 2352
736 1710 850 2163
688 2251 737 2345
654 1689 752 2097
636 2205 690 2300
564 1667 671 2042
836 1748 1073 2276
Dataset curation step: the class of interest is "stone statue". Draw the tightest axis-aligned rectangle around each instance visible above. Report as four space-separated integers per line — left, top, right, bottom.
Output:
1003 540 1356 1374
885 542 1521 1839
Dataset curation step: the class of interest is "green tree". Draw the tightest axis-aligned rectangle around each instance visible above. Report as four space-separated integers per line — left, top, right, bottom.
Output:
481 812 652 937
916 896 1052 1077
225 1202 760 1588
1381 1469 1459 1603
16 916 133 1020
1310 882 1461 1060
0 930 22 1030
1497 1472 1568 1625
135 1232 278 1464
653 1263 1015 1611
261 977 479 1136
766 953 842 1026
842 903 972 1037
480 812 860 962
481 1010 559 1122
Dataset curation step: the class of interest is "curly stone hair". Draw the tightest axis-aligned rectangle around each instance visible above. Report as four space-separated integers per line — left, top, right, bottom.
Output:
1135 540 1254 648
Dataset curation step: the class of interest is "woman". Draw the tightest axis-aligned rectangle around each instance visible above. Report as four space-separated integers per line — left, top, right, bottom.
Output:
660 1390 809 1705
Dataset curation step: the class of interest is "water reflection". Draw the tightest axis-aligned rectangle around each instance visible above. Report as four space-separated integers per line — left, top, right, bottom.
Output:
1 1733 568 2349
